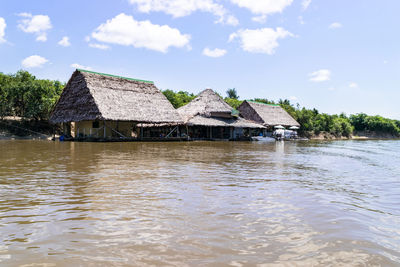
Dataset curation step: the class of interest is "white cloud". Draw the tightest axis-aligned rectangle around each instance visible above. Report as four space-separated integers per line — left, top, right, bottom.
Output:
0 17 6 43
252 15 267 23
329 22 342 29
21 55 48 68
89 43 110 50
349 82 358 88
229 27 294 55
202 47 227 57
17 13 52 42
298 16 305 25
289 96 297 101
309 69 331 82
58 36 70 47
70 63 92 70
128 0 238 25
302 0 312 10
91 13 191 53
231 0 293 20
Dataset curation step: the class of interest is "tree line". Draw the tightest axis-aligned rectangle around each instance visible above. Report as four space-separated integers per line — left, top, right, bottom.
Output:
0 70 64 120
0 70 399 137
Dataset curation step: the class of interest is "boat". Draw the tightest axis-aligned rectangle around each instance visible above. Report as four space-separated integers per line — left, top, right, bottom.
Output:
252 136 276 142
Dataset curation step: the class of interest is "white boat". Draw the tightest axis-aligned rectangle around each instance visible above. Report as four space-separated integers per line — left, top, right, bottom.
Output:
252 136 276 142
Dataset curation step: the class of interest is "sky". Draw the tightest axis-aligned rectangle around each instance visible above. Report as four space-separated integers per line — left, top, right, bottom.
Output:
0 0 399 119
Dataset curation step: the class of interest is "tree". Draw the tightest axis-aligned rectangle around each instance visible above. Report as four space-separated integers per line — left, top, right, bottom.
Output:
224 98 242 109
226 88 239 99
162 89 195 109
0 70 65 120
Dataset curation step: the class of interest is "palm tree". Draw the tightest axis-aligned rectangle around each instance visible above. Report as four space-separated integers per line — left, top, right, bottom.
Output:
226 88 239 99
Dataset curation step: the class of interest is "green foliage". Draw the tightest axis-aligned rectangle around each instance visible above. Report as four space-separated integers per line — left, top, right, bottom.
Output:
349 113 400 136
250 98 276 105
224 98 243 109
261 99 354 137
0 70 64 120
162 89 196 109
226 88 239 99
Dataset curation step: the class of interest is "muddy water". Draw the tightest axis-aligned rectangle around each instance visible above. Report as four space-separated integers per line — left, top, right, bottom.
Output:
0 140 399 266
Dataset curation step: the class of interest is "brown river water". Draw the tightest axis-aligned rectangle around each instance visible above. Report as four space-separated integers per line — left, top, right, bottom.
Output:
0 140 399 266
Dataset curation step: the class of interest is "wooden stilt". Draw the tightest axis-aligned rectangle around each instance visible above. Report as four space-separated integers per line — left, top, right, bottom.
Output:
103 121 106 138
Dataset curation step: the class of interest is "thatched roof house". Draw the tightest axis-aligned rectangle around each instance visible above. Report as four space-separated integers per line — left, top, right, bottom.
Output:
177 89 263 129
238 100 300 127
50 69 183 124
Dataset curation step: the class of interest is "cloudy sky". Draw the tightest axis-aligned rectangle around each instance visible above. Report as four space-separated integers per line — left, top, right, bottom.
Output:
1 0 399 118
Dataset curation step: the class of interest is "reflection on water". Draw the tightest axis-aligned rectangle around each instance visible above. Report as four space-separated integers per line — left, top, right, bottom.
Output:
0 140 399 266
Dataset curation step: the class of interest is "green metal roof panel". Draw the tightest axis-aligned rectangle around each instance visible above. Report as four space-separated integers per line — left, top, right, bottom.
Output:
76 69 154 84
247 100 280 107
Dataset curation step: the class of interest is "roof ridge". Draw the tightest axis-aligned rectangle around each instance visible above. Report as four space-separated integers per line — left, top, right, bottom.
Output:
77 69 154 84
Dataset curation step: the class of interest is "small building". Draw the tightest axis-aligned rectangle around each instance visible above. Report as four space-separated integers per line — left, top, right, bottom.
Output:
177 89 264 140
50 69 183 140
238 100 300 132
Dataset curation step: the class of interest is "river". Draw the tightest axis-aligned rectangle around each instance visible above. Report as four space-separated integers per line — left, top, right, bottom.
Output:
0 140 399 266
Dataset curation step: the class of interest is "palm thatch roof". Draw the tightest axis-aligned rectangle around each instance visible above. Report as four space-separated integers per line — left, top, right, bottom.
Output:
238 100 300 127
178 89 264 128
177 89 233 122
50 69 183 124
187 115 264 128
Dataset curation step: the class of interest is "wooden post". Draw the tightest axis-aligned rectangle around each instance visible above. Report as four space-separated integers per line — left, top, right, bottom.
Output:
210 127 212 139
103 121 106 139
140 126 143 139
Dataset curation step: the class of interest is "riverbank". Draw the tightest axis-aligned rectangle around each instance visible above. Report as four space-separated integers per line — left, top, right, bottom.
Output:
306 131 399 140
1 118 399 141
0 117 56 140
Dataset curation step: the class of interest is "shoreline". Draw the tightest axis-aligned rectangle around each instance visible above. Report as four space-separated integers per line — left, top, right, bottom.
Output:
1 133 398 142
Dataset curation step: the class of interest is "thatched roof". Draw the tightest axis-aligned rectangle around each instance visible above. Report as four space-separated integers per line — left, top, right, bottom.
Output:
187 115 264 128
50 69 183 124
177 89 233 122
238 100 300 127
178 89 264 128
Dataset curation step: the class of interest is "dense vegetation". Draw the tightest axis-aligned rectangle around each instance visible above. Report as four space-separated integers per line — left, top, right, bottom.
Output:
0 70 63 120
162 89 196 109
0 70 398 138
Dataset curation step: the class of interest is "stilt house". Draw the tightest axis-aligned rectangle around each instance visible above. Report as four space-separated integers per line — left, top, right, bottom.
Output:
50 69 183 139
238 100 300 130
177 89 264 140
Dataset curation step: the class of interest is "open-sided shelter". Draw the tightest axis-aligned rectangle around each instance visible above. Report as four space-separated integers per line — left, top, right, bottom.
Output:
238 100 300 131
177 89 264 140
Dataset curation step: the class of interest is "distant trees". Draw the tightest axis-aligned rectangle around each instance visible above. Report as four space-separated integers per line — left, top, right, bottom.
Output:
349 113 400 136
162 89 195 109
0 70 64 120
223 98 242 109
226 88 239 99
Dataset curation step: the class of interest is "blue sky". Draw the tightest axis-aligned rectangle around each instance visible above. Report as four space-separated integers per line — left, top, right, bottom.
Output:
0 0 399 119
